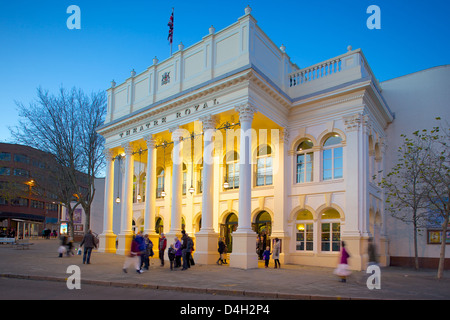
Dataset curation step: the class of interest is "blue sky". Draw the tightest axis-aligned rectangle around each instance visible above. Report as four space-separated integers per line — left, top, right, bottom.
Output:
1 0 449 142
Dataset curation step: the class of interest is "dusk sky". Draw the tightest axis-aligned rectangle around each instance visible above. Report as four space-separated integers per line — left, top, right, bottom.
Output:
1 0 449 142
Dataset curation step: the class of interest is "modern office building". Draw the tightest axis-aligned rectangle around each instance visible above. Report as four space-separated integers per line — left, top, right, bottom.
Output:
0 143 61 237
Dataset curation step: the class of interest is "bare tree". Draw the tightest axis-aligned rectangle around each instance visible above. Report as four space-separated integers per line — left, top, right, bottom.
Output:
10 86 106 237
72 89 106 233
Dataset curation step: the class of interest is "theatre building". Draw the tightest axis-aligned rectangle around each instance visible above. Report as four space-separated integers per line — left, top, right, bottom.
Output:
97 6 395 270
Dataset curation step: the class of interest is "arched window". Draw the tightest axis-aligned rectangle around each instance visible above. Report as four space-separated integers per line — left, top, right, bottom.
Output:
156 168 165 198
296 140 313 183
225 152 239 190
320 208 341 252
295 210 314 251
155 217 163 234
256 145 273 186
323 134 343 180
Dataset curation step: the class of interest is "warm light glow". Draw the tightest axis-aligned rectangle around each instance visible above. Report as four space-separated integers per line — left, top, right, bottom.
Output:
188 186 195 194
223 181 229 189
297 224 305 231
115 197 121 203
161 191 166 197
137 194 141 200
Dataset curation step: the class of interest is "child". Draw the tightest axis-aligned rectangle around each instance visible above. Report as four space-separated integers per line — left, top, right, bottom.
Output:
168 244 176 270
263 246 271 268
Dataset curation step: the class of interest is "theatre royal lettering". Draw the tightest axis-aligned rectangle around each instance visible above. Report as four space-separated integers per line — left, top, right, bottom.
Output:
118 98 220 139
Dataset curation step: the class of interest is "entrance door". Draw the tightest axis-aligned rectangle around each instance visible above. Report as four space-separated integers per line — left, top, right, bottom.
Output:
253 211 272 259
220 213 238 253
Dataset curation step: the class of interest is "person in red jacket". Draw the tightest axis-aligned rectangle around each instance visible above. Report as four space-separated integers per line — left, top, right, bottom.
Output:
123 236 143 274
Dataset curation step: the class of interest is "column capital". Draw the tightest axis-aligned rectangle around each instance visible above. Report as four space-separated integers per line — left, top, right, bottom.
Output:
200 114 217 130
343 113 371 133
170 126 185 141
235 103 256 122
121 142 134 155
143 134 157 148
103 148 115 162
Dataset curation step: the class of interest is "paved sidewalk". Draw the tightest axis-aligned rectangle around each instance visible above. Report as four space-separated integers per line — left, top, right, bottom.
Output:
1 239 449 300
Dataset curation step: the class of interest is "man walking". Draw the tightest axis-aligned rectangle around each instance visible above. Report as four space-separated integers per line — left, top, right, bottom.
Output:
79 230 98 264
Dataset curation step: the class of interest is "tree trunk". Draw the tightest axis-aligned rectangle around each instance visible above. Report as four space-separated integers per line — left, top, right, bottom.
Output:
413 219 419 270
437 214 449 279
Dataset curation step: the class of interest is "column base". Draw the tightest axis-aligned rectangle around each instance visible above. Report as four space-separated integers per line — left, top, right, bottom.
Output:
194 230 219 265
230 230 258 269
116 233 134 256
98 232 117 253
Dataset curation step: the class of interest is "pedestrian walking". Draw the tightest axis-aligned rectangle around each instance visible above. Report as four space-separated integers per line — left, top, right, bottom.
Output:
263 246 271 268
123 236 143 274
79 230 98 264
159 233 167 267
334 241 351 282
135 232 146 269
174 237 182 268
168 244 176 270
273 238 281 269
217 237 226 265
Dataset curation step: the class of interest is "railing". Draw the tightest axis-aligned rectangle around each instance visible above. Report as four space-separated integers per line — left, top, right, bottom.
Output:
289 58 342 87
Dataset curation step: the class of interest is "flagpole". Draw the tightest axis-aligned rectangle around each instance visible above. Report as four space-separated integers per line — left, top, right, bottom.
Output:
170 7 174 56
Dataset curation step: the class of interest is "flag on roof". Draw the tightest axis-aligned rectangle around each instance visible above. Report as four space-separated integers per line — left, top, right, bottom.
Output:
168 8 174 45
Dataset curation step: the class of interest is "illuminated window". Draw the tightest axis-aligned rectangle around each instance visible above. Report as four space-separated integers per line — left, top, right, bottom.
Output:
295 210 314 251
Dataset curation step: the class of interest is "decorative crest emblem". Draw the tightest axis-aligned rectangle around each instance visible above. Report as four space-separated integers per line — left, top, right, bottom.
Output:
161 72 171 85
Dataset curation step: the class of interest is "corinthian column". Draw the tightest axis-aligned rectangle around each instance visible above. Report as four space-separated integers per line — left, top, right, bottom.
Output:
195 115 219 265
230 103 258 269
167 127 184 238
116 142 134 255
98 148 116 253
143 135 158 245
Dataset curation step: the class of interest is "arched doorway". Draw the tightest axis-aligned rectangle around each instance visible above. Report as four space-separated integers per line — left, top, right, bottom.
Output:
155 217 163 234
253 211 272 259
220 213 238 253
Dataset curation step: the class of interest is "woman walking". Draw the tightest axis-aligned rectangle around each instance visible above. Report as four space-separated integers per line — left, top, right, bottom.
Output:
334 241 351 282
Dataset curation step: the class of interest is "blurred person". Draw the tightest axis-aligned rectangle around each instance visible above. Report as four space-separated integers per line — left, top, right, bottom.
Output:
123 235 143 274
334 241 351 282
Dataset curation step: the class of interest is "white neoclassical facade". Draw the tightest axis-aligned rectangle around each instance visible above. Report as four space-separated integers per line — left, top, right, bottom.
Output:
96 6 394 270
